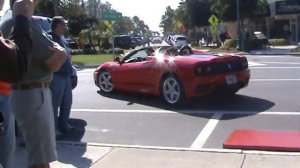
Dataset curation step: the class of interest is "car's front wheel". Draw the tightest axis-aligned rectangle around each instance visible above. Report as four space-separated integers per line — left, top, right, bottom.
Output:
161 75 185 105
98 71 114 93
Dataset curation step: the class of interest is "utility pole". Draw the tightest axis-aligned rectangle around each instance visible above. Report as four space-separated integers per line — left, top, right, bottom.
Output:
236 0 243 51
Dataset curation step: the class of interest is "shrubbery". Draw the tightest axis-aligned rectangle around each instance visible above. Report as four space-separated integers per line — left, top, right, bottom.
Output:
221 39 237 50
268 39 288 46
291 46 300 52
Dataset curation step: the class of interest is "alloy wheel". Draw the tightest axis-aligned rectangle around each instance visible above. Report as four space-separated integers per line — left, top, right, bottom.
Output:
99 71 113 93
162 77 181 104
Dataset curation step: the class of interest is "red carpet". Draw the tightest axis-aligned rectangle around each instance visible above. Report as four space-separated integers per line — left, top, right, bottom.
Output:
223 129 300 152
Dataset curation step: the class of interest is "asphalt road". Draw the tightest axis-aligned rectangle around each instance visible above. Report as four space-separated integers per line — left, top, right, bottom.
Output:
67 54 300 151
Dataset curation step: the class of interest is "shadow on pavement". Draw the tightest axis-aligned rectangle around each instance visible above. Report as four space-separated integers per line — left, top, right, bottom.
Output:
54 119 92 168
54 143 93 168
97 90 275 120
62 118 87 141
14 118 91 168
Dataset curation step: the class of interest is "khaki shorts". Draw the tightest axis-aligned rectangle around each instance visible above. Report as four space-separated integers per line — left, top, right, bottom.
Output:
11 88 57 166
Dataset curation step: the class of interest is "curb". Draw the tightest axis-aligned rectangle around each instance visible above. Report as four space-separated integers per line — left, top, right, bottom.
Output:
56 140 300 156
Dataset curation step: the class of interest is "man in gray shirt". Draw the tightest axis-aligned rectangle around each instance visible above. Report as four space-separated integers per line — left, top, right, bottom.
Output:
1 0 68 167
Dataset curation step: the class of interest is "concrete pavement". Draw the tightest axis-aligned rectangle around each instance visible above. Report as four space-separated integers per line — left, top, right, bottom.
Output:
14 142 300 168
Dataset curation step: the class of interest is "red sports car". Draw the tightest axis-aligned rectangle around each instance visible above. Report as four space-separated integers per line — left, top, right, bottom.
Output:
93 45 250 105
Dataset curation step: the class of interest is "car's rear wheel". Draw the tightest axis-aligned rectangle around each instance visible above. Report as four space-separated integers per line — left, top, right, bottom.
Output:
99 71 114 93
179 46 193 55
161 75 185 105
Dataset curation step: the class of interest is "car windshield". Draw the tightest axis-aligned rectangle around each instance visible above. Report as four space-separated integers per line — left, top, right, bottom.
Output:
177 37 186 41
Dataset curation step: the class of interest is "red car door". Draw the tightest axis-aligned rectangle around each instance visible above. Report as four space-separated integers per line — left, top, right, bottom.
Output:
115 49 156 93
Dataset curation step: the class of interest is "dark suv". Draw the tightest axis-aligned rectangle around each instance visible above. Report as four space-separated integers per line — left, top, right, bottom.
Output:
114 35 136 49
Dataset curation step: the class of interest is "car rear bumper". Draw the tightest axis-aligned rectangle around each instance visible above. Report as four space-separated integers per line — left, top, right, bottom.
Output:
184 69 250 98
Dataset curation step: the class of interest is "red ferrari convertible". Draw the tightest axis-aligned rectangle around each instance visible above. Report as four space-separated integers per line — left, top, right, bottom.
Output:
94 45 250 105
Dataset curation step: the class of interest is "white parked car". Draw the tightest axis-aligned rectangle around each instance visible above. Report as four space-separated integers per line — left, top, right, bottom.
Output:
171 35 187 47
151 36 163 44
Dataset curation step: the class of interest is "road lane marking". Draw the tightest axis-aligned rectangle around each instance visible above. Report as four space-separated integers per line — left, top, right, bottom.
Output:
251 79 300 82
251 67 300 69
190 112 223 149
71 109 300 115
248 61 266 67
260 62 300 65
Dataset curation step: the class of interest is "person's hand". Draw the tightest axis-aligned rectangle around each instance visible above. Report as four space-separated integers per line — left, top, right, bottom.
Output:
12 0 34 19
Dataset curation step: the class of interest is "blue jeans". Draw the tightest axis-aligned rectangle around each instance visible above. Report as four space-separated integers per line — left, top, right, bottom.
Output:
50 74 73 129
0 95 15 168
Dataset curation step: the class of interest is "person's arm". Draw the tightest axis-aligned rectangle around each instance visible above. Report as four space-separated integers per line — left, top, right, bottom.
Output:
9 15 32 62
0 0 33 83
30 20 67 72
45 43 68 72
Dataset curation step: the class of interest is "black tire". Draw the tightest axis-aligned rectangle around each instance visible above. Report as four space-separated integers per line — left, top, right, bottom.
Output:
179 45 193 55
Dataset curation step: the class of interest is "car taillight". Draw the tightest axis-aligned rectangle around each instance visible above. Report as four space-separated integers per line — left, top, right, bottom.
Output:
206 66 211 72
241 60 248 69
196 67 203 74
195 65 212 75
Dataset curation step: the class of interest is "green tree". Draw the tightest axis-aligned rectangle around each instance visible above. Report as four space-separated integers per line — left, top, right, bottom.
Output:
160 6 175 34
132 16 150 36
35 0 55 17
210 0 269 22
185 0 211 27
114 16 134 35
59 0 88 36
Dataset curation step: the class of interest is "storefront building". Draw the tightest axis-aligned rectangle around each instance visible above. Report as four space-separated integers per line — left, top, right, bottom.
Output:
267 0 300 44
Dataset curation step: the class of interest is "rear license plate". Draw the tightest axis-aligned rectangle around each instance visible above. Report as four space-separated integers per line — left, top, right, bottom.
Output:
226 75 237 85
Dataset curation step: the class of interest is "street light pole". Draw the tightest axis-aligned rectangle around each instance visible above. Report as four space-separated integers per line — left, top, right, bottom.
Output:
236 0 243 51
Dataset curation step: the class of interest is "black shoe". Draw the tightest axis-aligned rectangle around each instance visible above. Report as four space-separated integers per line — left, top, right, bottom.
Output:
56 129 64 140
60 124 74 133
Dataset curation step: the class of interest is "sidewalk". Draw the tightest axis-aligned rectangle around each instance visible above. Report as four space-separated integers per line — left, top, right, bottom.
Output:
14 142 300 168
248 45 300 55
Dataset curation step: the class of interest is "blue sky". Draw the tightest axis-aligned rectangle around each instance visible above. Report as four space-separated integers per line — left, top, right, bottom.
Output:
1 0 181 31
105 0 181 31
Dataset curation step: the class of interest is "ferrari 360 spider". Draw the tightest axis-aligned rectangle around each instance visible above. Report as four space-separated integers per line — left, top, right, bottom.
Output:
93 45 250 105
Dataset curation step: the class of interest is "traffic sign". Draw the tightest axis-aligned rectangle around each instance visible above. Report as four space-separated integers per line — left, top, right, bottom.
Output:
208 14 219 25
102 12 122 21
